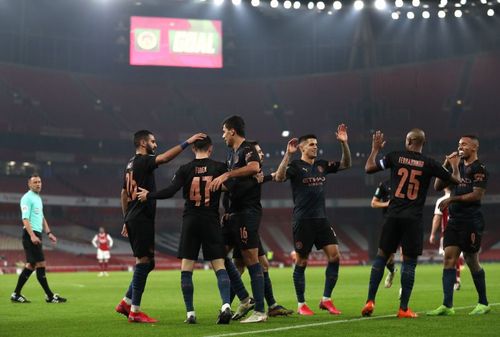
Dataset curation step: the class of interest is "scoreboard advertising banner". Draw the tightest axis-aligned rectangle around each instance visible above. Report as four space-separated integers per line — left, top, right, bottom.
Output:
130 16 222 68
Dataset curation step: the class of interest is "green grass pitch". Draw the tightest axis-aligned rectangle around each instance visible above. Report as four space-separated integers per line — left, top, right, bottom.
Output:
1 263 499 337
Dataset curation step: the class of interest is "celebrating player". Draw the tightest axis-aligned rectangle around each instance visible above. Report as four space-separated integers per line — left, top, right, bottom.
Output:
136 136 233 324
274 124 352 316
427 135 491 316
229 141 293 318
115 130 205 323
361 129 460 318
209 115 267 323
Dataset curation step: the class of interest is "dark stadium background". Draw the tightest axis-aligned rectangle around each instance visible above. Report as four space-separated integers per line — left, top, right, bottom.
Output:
1 0 499 272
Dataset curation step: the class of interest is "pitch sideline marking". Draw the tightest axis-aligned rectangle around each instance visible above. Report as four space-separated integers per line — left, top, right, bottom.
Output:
204 303 499 337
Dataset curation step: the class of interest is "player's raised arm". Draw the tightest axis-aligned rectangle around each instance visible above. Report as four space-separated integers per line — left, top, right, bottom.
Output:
336 124 351 170
365 130 386 174
275 138 298 182
155 133 206 165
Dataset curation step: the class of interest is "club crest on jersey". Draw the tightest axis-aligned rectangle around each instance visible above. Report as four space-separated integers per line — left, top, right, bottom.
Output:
474 173 485 182
317 166 324 173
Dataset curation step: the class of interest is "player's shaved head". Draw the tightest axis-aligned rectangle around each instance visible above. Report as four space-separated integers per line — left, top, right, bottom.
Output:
407 129 425 145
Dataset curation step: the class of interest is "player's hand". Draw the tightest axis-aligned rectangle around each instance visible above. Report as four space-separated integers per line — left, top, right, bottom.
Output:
209 172 229 192
446 152 460 167
286 138 299 154
438 197 451 212
186 133 207 144
121 224 128 238
30 235 41 245
372 131 386 151
48 233 57 244
429 233 436 244
254 171 264 184
335 123 348 143
137 187 149 202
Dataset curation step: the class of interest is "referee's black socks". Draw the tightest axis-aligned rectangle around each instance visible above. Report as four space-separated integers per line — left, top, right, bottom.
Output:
36 267 54 298
14 268 34 294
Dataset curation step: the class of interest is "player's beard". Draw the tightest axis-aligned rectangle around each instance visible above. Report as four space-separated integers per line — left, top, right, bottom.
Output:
146 144 155 155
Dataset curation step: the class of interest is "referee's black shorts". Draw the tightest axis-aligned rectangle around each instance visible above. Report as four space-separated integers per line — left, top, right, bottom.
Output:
178 213 225 261
126 216 155 258
379 216 423 258
22 229 45 264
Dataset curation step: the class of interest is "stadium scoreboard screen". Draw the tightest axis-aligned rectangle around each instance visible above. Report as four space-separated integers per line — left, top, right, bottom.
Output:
130 16 222 68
